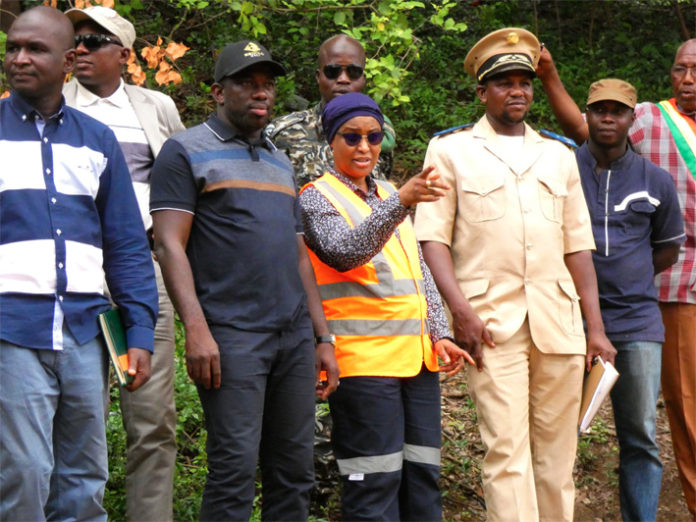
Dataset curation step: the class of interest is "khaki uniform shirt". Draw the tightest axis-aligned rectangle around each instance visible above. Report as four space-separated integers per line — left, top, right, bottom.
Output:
266 103 394 188
414 116 595 355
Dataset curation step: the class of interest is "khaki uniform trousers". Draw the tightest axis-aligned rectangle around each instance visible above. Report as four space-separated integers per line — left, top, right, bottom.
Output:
118 260 177 522
660 302 696 517
468 318 584 522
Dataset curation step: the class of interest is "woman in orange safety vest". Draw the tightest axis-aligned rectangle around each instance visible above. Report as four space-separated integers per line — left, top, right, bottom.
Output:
298 92 473 521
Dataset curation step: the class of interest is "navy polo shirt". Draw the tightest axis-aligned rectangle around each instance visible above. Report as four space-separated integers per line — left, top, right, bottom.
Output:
150 115 307 332
575 143 685 342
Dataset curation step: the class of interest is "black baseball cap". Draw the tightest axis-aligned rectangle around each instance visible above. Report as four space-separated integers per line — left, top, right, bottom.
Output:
214 40 286 82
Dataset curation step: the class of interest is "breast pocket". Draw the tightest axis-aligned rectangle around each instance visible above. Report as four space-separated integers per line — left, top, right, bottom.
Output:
537 175 567 223
625 199 657 225
460 175 506 223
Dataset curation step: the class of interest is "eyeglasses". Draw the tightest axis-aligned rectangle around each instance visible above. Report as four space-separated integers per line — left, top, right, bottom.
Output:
671 65 696 78
75 34 123 51
336 131 384 146
322 64 364 81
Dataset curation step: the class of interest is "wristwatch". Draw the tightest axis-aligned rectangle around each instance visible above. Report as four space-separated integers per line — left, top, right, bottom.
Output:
315 334 336 347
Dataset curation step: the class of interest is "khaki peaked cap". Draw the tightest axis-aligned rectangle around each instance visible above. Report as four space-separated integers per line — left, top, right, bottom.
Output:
586 78 637 108
465 28 540 83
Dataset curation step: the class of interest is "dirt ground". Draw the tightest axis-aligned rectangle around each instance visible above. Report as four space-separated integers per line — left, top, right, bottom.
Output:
440 371 692 521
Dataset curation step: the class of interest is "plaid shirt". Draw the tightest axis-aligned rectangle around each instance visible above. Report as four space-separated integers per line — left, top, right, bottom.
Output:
630 100 696 304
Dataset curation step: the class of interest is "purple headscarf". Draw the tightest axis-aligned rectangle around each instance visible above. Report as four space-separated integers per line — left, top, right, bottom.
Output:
321 92 384 144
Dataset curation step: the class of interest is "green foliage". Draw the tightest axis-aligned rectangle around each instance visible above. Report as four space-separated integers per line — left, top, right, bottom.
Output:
103 319 208 521
0 30 7 92
576 416 619 487
3 2 694 514
103 387 128 518
171 319 207 520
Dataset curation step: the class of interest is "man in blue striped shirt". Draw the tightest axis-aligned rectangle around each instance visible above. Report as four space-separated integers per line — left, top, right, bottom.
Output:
0 7 157 521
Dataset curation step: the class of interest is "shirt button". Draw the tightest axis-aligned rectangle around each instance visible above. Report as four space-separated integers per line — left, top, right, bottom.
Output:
58 262 64 269
526 243 533 250
59 295 64 302
524 278 531 285
51 197 57 204
56 229 62 236
43 137 48 143
46 168 51 174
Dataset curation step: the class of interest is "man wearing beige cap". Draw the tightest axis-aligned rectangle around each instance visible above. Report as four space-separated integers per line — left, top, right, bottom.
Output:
577 79 684 521
414 28 615 521
539 46 696 520
62 6 184 521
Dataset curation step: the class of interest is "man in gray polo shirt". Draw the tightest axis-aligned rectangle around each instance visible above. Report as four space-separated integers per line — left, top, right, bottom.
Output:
151 40 339 521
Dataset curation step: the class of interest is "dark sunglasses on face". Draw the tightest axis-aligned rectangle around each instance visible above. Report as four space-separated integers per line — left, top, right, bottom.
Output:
75 34 123 51
337 131 384 146
322 64 364 81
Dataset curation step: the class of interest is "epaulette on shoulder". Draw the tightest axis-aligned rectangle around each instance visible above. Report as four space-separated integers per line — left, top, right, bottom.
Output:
433 123 474 138
539 129 578 149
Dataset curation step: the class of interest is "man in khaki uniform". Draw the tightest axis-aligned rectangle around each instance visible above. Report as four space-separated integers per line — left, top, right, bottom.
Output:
414 28 616 521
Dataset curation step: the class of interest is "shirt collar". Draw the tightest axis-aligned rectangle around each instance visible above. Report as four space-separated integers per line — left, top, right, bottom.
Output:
578 141 635 171
675 104 696 118
330 168 377 198
204 114 275 150
8 91 65 123
312 103 326 138
75 79 128 108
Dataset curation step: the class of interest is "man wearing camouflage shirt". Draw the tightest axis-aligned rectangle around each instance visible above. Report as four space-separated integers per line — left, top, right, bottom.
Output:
266 34 395 187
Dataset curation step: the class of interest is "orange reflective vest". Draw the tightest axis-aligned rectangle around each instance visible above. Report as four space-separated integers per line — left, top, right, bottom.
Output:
303 172 438 378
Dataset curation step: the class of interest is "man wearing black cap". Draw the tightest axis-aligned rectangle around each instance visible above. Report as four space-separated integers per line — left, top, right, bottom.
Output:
414 28 615 521
150 40 339 520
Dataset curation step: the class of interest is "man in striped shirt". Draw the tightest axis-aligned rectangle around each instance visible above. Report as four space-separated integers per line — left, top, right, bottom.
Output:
150 40 338 521
538 44 696 519
0 6 157 521
62 7 185 521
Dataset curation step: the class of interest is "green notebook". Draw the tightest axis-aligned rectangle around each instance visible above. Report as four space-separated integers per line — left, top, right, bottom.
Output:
98 309 134 386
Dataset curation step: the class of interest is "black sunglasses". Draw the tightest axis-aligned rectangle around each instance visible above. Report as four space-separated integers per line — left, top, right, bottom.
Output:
75 34 123 51
322 64 364 81
336 131 384 147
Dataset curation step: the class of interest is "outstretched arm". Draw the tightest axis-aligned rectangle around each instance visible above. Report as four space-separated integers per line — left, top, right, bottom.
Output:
536 46 589 144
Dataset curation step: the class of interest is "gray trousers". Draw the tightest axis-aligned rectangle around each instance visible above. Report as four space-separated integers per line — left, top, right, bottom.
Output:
197 312 316 521
118 260 177 522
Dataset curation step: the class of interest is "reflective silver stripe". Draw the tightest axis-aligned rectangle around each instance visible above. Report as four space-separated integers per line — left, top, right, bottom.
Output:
374 179 397 195
403 443 440 466
319 279 418 300
314 179 395 288
315 178 366 227
336 451 403 476
330 318 423 336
